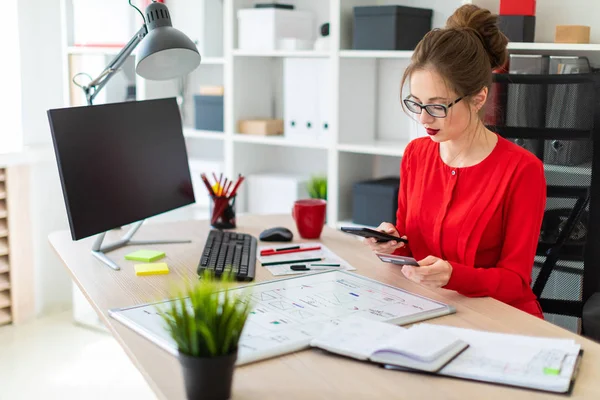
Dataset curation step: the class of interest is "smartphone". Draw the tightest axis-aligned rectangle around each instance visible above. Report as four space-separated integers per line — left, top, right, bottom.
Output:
376 253 420 267
340 226 408 244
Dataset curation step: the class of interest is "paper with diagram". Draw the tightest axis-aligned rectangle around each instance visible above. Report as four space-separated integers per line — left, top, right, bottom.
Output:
109 270 456 365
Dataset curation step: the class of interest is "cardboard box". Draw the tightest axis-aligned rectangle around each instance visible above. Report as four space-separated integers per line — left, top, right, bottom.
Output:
194 95 224 132
238 119 284 136
237 8 313 51
499 0 536 16
352 177 400 227
199 85 225 96
247 173 309 215
498 15 536 42
555 25 591 44
352 5 433 51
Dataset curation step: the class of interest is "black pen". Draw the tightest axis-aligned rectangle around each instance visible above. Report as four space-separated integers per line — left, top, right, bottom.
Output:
262 257 324 267
291 264 341 271
275 245 301 251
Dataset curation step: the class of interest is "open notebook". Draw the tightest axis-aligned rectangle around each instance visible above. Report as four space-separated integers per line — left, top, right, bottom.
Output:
384 324 583 394
310 316 469 372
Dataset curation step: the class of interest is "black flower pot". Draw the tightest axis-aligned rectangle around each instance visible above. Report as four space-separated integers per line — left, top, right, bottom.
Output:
178 351 237 400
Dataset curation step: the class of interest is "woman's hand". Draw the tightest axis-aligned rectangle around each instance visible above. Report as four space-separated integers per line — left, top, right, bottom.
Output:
365 222 407 254
401 256 453 289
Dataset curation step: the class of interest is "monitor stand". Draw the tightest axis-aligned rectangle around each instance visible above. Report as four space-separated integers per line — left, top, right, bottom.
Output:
91 220 191 270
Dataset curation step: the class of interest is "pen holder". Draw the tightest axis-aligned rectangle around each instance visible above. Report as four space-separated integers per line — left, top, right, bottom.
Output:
210 195 236 229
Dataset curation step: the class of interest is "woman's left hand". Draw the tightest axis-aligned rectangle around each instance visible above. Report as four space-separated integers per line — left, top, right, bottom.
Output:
401 256 453 289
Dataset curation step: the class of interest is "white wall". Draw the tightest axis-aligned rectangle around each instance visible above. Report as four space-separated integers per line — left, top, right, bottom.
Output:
0 0 22 154
29 158 71 316
18 0 65 146
18 0 72 315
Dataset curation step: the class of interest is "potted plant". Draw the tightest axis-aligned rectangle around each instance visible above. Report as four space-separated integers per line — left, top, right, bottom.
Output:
156 271 252 400
307 175 327 200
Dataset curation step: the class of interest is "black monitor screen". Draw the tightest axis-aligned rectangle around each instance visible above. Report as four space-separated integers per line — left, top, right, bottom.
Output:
48 97 195 240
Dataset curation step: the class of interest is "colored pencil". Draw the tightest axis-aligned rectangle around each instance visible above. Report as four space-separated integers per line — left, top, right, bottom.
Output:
260 246 322 257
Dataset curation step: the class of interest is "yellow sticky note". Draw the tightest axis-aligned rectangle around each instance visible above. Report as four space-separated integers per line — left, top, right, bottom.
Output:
134 263 170 276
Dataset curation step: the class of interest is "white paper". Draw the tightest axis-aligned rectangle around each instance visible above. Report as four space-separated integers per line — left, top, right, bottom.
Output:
311 316 406 360
311 316 461 363
258 242 356 276
377 324 461 362
414 324 581 393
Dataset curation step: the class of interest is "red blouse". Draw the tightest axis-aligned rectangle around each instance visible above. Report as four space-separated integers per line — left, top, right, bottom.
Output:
394 135 546 318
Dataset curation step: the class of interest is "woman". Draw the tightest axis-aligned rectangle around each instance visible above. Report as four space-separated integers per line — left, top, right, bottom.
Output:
366 4 546 318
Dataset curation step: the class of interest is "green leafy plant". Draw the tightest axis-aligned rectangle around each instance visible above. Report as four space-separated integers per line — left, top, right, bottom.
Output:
156 271 252 358
307 175 327 200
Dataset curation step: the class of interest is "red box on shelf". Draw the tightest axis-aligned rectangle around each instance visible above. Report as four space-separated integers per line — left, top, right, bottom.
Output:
500 0 536 16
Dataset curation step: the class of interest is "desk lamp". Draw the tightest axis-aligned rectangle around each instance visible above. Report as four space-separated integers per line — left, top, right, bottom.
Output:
67 1 200 270
77 0 201 105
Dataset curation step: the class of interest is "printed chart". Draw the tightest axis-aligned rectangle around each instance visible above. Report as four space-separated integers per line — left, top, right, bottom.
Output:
109 271 455 365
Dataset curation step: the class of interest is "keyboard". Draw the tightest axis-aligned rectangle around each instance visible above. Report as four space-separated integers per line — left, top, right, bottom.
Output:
197 230 257 281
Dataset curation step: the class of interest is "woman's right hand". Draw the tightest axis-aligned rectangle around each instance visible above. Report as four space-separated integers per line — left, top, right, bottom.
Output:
365 222 406 254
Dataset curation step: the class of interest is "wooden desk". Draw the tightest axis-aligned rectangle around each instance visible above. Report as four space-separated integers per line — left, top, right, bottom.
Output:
49 215 600 400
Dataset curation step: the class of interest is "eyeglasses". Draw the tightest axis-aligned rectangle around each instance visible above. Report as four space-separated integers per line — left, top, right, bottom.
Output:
403 97 463 118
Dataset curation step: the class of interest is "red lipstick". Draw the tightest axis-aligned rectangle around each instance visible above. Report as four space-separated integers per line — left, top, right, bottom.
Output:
426 128 439 136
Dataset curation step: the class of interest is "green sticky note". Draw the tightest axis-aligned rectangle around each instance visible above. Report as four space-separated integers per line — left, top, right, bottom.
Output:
125 249 166 262
544 367 560 376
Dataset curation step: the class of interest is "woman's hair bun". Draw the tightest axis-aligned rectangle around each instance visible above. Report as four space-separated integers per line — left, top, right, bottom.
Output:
446 4 508 70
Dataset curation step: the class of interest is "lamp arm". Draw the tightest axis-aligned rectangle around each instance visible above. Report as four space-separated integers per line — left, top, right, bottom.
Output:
82 25 148 105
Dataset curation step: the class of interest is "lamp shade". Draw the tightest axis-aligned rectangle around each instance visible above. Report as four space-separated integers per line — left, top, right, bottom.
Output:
136 2 201 80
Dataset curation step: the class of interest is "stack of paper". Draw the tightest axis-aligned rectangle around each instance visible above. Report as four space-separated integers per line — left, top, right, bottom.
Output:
386 324 583 394
310 316 468 372
257 242 356 276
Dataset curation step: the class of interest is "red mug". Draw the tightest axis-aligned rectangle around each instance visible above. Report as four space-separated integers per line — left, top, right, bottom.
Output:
292 199 327 239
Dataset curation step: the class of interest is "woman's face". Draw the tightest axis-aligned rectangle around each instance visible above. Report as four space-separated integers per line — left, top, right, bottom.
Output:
407 68 476 143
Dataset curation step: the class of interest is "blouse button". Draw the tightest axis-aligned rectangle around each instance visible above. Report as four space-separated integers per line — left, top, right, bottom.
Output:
451 170 456 176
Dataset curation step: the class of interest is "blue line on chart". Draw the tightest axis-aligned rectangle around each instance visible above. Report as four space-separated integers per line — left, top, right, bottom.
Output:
293 303 304 308
349 293 359 297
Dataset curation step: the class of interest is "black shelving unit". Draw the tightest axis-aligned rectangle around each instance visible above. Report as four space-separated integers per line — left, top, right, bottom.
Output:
488 72 600 336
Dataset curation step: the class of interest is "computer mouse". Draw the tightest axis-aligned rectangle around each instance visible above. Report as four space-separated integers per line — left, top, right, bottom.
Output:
259 227 294 242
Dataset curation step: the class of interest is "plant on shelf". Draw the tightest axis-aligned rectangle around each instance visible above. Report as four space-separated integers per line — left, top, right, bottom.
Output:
307 175 327 200
156 270 253 400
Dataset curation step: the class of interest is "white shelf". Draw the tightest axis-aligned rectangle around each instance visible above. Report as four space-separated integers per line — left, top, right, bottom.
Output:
0 274 9 291
338 141 409 157
507 42 600 52
0 291 10 309
233 134 329 149
232 49 330 58
66 46 126 56
340 50 413 59
183 128 225 141
0 256 7 274
0 238 7 257
201 57 225 65
0 220 7 238
0 308 10 325
338 43 600 60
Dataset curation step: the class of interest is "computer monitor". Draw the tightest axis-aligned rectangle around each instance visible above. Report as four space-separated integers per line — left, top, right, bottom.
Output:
47 97 196 269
